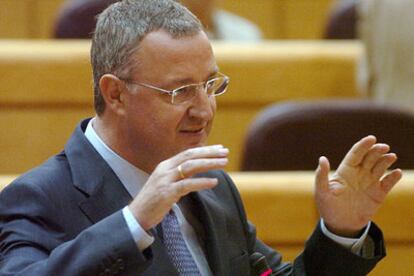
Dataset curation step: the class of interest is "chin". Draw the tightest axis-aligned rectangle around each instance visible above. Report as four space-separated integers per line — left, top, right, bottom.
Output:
180 140 206 152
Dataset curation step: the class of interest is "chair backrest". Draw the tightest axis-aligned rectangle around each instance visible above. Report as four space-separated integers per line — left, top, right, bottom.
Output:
324 0 357 39
54 0 118 38
241 100 414 171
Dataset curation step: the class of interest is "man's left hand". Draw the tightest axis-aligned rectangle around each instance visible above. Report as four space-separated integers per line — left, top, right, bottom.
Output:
315 135 402 237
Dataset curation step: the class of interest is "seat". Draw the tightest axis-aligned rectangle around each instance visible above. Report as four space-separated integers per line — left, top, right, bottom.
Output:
324 0 357 39
241 100 414 171
54 0 117 38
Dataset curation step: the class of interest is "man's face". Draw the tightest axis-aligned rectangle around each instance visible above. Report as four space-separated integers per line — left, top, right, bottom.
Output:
119 30 218 171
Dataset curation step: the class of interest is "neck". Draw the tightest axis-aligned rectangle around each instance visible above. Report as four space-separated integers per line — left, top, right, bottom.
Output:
93 116 157 174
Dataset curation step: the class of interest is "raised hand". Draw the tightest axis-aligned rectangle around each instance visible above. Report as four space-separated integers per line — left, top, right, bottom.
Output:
129 145 229 230
315 136 402 237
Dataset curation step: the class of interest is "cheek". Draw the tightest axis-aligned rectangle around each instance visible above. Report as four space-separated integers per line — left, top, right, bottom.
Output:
210 98 217 111
209 97 217 117
149 104 188 131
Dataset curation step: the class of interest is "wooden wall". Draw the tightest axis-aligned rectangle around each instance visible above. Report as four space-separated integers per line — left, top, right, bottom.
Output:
231 171 414 276
0 0 336 39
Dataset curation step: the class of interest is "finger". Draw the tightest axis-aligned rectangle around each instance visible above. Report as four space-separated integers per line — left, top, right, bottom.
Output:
341 135 377 167
315 156 330 194
372 153 398 180
170 145 229 167
177 158 228 179
174 177 219 196
361 143 390 170
380 169 402 193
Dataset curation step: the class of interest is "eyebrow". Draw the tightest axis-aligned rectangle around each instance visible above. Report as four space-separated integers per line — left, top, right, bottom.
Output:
170 67 220 87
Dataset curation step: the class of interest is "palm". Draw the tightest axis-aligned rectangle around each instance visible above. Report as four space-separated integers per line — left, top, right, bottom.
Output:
315 136 402 237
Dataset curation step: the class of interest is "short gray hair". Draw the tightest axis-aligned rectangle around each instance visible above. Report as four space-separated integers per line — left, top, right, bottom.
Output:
91 0 202 115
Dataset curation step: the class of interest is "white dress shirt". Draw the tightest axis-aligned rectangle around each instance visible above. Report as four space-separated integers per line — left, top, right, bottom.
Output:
84 118 212 275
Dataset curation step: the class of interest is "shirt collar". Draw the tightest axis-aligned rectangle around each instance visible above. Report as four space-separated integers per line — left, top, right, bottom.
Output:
84 117 149 197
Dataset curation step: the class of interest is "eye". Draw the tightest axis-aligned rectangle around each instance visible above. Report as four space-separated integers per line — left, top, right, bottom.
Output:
176 84 198 95
206 79 216 89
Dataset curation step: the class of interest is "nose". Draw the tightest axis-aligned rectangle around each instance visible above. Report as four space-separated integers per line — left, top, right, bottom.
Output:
187 86 215 121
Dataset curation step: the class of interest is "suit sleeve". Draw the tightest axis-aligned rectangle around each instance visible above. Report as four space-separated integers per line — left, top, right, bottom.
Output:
0 181 150 276
220 171 386 276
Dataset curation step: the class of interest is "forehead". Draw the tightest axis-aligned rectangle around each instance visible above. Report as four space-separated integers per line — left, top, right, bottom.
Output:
132 30 218 84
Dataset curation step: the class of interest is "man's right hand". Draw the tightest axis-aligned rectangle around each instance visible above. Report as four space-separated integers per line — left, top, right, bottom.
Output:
128 145 229 230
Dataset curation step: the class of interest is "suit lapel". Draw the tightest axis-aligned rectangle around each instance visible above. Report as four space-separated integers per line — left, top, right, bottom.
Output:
77 170 132 223
64 119 132 223
64 119 178 274
192 188 229 276
64 120 231 274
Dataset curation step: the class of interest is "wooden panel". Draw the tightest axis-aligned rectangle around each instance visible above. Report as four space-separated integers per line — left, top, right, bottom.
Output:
232 171 414 243
0 40 362 173
220 0 336 39
214 41 361 105
0 0 33 38
0 106 94 174
280 0 334 39
34 0 65 38
232 172 318 243
370 244 414 275
0 40 92 104
0 0 337 39
219 0 277 39
232 171 414 274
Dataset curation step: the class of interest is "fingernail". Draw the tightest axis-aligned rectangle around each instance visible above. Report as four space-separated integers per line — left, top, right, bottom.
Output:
219 148 229 155
218 159 228 165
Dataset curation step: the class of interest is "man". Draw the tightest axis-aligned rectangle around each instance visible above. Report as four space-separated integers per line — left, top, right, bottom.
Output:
0 0 401 275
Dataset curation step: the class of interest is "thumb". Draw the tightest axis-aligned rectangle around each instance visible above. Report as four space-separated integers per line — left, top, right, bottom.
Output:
315 156 330 194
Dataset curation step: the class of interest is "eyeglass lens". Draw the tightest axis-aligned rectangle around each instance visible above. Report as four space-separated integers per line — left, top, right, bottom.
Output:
172 77 228 104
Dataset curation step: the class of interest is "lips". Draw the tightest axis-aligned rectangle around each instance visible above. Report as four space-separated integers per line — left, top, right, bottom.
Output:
180 127 204 134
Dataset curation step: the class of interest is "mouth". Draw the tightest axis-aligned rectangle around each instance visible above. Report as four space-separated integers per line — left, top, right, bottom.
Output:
178 126 209 147
180 127 204 134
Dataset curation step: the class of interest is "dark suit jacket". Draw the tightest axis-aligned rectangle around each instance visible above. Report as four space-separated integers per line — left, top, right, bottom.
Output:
0 119 385 275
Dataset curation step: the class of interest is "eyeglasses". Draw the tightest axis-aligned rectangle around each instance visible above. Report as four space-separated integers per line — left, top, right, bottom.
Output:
121 72 229 104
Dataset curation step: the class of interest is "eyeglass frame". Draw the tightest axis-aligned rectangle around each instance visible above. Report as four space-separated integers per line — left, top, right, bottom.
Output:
119 72 230 104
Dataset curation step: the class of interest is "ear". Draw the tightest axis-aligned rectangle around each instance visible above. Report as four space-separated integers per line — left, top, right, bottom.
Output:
99 74 126 115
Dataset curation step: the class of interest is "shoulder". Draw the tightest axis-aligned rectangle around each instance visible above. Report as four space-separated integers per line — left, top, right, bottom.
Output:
200 170 245 212
0 152 73 209
202 170 236 191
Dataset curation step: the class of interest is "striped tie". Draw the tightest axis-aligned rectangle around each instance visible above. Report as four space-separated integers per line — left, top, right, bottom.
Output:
161 210 202 275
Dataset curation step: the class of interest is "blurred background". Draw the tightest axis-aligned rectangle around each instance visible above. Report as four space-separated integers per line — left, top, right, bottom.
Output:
1 1 413 274
0 0 334 40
